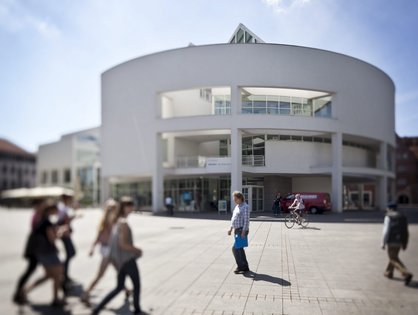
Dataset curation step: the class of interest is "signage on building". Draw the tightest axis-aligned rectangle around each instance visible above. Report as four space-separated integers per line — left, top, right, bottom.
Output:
206 157 231 171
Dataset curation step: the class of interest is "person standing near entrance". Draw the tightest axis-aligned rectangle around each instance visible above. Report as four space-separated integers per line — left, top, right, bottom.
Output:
381 203 413 286
273 192 282 216
228 191 250 274
165 196 174 216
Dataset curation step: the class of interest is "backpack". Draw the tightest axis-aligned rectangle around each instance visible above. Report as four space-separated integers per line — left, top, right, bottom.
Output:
387 214 407 244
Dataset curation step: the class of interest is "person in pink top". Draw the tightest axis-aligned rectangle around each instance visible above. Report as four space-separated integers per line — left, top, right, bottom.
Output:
81 199 130 305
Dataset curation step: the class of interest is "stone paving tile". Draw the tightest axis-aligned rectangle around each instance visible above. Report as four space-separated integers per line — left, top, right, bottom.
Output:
1 208 418 315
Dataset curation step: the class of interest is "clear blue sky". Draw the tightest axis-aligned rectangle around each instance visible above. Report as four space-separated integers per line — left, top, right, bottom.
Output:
1 0 418 152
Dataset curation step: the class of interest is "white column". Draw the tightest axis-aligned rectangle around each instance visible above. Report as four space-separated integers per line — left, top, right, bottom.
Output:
152 133 164 213
100 176 110 204
332 132 343 213
378 141 388 210
230 86 242 210
230 85 241 115
231 128 242 210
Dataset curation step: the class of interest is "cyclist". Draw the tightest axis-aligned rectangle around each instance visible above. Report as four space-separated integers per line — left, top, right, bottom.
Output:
289 194 305 224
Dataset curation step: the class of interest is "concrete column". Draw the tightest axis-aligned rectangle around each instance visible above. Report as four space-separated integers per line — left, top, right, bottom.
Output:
332 132 343 213
100 176 110 204
152 133 164 213
358 183 364 210
231 128 242 210
380 142 388 170
378 141 388 210
230 85 241 115
378 176 388 211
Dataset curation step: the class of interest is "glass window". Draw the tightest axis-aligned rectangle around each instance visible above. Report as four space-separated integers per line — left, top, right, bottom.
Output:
291 97 303 115
64 169 71 183
267 95 279 114
245 33 253 43
51 170 58 184
313 95 332 117
42 171 48 184
242 95 253 114
253 95 266 114
279 96 291 115
237 28 245 43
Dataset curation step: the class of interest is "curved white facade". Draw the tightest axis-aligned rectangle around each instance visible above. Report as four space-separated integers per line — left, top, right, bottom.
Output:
101 43 395 212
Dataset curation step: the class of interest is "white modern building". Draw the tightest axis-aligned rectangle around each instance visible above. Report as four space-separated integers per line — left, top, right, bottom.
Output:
37 127 101 205
101 24 396 213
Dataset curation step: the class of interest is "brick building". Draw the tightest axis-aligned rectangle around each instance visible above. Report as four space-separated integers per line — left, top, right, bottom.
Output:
396 136 418 204
0 139 36 192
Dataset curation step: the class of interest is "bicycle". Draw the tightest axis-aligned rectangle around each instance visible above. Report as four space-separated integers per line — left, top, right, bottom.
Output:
284 207 309 228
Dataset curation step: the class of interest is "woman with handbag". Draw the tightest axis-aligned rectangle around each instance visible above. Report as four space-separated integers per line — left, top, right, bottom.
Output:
92 196 143 315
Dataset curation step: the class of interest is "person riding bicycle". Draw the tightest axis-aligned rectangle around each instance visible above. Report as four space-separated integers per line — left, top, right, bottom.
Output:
289 194 305 224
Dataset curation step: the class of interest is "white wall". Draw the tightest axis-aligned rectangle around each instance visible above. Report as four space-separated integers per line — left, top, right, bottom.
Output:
342 146 375 168
37 137 73 186
173 138 199 158
292 176 331 194
265 141 331 173
162 90 213 118
101 43 395 179
198 141 219 156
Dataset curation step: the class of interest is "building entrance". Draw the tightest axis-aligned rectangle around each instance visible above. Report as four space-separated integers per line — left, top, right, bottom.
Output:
242 185 264 212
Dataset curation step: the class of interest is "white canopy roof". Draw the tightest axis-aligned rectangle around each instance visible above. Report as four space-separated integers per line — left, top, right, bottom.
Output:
1 186 74 199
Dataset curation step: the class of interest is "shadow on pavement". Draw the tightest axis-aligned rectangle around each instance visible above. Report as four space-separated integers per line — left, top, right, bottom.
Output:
407 280 418 289
26 304 73 315
301 226 321 230
244 272 291 286
111 301 152 315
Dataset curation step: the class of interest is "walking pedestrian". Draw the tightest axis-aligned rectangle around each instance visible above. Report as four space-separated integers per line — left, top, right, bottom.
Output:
81 199 118 304
24 200 67 307
165 195 174 216
12 198 45 304
57 194 77 288
228 191 250 274
273 192 282 216
381 202 413 286
92 196 143 315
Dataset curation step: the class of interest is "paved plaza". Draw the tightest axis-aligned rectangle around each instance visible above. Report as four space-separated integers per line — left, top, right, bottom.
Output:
1 208 417 315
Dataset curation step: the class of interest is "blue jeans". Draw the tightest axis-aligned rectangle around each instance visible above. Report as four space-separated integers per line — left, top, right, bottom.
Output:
93 259 141 313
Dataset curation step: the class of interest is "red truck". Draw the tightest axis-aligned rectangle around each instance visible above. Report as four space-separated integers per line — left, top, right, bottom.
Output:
280 192 332 214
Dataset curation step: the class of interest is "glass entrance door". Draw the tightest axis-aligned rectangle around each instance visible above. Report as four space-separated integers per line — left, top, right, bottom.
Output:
242 185 264 212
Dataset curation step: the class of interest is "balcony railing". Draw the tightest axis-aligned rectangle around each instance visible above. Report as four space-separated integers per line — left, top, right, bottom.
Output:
242 155 265 166
174 155 265 168
176 156 207 168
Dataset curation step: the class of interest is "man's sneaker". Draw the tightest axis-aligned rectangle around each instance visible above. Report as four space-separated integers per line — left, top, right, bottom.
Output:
405 274 413 286
384 272 393 279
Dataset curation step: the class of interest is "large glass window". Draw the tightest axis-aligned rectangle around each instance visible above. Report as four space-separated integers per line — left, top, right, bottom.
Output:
242 135 265 166
51 170 58 184
241 87 332 118
313 95 332 117
64 169 71 183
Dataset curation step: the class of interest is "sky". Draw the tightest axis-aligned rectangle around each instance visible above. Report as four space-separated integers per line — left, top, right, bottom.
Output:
1 0 418 152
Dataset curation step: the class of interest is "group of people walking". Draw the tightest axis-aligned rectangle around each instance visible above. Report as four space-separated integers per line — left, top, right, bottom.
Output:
12 190 414 314
13 195 76 307
13 195 144 315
